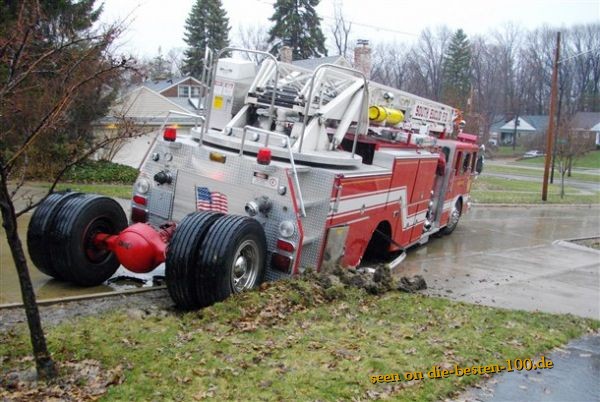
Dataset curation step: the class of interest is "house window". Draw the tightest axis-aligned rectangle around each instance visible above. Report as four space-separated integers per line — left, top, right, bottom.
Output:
178 85 190 97
191 86 201 97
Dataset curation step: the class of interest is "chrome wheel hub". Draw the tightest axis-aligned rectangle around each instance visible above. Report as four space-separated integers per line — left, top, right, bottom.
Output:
231 239 259 293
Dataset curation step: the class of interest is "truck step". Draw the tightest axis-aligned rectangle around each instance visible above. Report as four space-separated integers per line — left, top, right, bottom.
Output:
302 235 319 246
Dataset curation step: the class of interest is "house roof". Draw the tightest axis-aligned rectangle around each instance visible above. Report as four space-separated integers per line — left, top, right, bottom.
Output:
142 76 203 95
499 115 549 133
101 86 201 125
291 55 350 71
489 115 507 133
572 112 600 130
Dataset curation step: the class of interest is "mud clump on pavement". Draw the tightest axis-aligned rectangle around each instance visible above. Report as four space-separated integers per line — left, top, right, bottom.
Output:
312 265 427 295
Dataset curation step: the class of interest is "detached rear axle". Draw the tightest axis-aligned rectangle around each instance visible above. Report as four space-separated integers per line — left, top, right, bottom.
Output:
94 222 176 274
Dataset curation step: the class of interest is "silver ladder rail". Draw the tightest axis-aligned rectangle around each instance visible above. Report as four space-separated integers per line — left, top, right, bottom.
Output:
240 125 307 218
199 47 214 101
201 47 281 143
298 63 370 156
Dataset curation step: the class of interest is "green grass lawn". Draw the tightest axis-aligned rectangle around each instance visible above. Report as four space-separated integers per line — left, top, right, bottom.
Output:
492 145 527 157
485 164 600 183
471 176 600 204
32 182 133 200
517 150 600 169
1 279 597 401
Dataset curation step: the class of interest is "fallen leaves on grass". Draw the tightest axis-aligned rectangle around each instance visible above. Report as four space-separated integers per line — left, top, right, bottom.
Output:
0 360 123 401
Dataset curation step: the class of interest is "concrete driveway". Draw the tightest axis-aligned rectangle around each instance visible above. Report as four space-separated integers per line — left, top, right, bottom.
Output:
399 205 600 319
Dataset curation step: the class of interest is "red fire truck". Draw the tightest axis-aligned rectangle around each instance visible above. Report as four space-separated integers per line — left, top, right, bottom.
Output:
27 48 483 309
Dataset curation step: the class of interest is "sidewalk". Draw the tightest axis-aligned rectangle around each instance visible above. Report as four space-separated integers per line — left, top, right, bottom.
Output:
454 334 600 402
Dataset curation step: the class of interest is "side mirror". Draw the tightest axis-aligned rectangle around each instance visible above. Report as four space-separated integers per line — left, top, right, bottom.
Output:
475 155 484 175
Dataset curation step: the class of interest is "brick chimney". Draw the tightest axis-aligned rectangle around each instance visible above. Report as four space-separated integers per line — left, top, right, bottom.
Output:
279 46 293 63
354 39 371 78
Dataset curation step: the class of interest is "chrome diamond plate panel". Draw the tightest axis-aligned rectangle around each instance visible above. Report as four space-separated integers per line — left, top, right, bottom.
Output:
295 169 335 272
140 138 338 279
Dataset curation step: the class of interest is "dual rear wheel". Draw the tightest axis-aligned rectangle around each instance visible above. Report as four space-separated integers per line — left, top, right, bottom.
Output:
165 212 267 309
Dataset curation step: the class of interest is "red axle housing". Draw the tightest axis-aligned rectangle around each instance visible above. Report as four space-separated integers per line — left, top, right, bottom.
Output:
94 222 175 273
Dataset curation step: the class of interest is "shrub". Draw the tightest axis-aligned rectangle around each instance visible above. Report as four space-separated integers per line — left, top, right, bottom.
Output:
63 160 138 184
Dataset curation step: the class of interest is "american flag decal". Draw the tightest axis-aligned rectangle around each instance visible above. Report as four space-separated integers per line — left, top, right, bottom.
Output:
196 187 228 213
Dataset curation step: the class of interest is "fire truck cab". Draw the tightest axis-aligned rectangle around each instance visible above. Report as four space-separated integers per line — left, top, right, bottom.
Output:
27 48 483 309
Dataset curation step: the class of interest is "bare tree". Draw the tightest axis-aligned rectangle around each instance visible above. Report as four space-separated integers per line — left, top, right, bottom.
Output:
404 26 451 101
167 48 185 77
554 117 589 197
370 42 409 89
0 1 137 380
469 36 505 142
331 1 352 58
235 24 270 63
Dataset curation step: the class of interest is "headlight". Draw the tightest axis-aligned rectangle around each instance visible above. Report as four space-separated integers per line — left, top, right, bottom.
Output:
135 178 150 194
278 220 295 238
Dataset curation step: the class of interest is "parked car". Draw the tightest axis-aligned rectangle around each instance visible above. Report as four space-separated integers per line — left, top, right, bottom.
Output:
523 150 545 158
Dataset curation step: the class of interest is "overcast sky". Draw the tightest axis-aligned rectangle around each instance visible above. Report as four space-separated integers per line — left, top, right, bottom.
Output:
99 0 600 57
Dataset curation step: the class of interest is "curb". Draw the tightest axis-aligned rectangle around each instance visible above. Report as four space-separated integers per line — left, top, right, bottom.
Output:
471 203 599 208
553 237 600 255
0 286 166 310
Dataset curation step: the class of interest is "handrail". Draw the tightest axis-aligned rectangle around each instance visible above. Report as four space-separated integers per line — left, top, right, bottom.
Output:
299 64 369 156
201 47 280 142
138 110 205 170
240 125 306 217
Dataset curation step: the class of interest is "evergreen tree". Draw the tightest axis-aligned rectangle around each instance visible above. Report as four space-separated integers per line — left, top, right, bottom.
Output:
268 0 327 60
442 29 472 110
149 47 172 81
182 0 230 77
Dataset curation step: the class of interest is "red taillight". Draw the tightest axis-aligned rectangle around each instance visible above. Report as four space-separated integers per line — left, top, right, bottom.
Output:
163 127 177 142
277 239 295 252
257 148 272 165
132 195 147 206
271 253 292 272
131 207 148 223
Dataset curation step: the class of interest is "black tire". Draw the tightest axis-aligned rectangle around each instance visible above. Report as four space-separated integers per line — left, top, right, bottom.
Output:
441 200 462 235
48 194 127 286
27 191 83 279
169 215 266 309
165 211 223 309
363 223 391 262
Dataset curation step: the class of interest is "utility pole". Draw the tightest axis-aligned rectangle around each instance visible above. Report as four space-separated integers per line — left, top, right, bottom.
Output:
542 32 560 201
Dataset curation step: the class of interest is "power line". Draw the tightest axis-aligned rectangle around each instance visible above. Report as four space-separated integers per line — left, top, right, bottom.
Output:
254 0 418 37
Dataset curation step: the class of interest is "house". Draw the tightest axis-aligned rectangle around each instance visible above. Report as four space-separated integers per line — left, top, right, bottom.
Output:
495 115 549 146
489 112 600 150
95 77 205 167
570 112 600 149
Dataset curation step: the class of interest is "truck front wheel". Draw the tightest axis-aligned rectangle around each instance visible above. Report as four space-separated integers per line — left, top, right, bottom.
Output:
441 200 462 235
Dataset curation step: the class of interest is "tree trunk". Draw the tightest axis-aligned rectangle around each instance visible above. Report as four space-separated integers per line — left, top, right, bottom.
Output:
0 172 57 380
